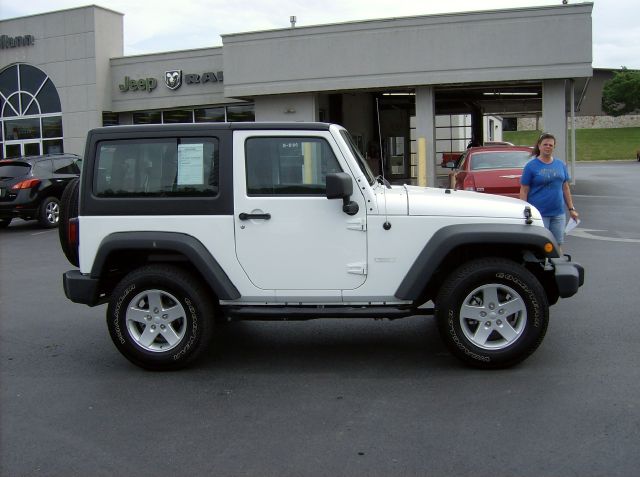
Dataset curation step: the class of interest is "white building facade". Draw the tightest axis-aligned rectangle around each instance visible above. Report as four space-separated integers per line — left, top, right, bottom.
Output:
1 3 593 185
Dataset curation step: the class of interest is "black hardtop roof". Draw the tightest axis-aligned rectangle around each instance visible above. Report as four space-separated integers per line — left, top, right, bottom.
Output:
90 122 334 135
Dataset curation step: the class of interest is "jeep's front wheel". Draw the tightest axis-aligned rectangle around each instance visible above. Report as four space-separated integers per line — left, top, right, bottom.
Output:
106 265 214 370
435 258 549 369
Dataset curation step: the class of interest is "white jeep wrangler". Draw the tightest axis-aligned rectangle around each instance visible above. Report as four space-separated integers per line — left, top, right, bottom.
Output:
60 122 583 370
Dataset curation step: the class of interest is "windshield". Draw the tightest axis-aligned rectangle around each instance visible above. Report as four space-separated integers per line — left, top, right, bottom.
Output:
470 151 531 171
339 129 376 186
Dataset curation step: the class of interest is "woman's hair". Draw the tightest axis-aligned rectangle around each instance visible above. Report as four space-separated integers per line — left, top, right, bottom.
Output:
531 132 556 157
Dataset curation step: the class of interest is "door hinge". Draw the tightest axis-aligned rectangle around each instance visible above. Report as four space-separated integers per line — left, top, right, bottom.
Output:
347 262 368 275
347 218 367 231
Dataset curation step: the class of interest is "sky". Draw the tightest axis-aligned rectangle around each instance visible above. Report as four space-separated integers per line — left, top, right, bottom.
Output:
1 0 638 69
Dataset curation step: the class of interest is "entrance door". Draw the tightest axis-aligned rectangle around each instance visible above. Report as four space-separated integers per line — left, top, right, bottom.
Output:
4 140 41 158
233 131 367 294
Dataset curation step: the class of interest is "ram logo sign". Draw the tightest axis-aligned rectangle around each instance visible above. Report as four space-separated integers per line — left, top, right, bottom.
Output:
165 70 182 90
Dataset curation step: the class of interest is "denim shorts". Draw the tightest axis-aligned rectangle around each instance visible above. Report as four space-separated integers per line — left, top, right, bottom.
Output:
542 214 567 244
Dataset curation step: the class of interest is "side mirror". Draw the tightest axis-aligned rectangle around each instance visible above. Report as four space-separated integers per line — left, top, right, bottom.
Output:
326 172 359 216
326 172 353 199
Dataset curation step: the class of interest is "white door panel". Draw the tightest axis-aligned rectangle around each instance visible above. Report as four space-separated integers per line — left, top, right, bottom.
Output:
235 197 366 289
233 131 367 291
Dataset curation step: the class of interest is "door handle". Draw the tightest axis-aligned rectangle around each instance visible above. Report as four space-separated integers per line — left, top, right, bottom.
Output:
239 212 271 220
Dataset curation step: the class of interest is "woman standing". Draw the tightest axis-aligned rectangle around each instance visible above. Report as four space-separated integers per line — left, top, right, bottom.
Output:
519 133 579 251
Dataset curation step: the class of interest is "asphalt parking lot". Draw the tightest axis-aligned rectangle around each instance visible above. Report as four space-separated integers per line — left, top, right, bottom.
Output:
1 161 639 476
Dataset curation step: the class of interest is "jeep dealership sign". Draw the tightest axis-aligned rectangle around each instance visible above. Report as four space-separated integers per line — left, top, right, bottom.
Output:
119 70 223 93
0 34 35 49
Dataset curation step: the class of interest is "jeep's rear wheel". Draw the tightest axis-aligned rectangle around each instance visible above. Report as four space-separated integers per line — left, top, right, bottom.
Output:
435 258 549 369
107 264 214 370
38 196 60 228
58 178 80 266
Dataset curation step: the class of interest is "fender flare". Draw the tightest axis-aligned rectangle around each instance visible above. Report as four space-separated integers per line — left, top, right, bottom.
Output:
394 223 559 301
91 231 241 300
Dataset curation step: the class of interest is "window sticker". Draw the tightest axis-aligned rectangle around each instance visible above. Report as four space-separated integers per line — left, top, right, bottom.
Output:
177 143 204 185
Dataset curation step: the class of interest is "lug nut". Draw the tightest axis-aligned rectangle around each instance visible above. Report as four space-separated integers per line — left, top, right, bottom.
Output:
485 321 491 327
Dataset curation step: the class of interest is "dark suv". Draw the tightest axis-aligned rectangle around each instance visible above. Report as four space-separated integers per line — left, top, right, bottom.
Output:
0 154 81 228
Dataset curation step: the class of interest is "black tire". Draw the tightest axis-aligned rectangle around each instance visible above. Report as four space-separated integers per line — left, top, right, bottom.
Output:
38 196 61 228
106 264 215 370
0 218 11 229
58 178 80 266
435 258 549 369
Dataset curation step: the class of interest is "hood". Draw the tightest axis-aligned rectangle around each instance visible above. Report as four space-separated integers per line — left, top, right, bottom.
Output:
402 185 540 220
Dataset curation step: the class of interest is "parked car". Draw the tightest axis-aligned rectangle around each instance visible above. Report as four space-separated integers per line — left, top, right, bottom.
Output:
447 145 532 198
0 153 82 228
60 123 584 370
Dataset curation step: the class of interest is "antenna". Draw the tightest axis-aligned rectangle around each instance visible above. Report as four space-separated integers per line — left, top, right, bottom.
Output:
290 16 297 28
376 97 392 230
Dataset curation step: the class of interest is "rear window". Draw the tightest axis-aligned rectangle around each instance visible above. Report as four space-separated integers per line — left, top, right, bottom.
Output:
0 162 31 179
94 138 218 197
470 151 531 171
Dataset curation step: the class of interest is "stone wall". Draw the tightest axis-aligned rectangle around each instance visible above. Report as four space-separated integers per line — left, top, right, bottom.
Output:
518 115 640 130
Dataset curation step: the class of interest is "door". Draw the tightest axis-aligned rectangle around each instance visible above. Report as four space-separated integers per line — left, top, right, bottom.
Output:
233 131 367 292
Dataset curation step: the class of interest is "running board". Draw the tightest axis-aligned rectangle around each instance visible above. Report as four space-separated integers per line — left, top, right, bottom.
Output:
223 306 434 321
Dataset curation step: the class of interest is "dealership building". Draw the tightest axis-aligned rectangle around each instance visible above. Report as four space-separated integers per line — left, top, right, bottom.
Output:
0 3 593 185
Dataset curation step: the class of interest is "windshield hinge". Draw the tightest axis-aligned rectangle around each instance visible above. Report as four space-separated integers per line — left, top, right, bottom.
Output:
347 262 368 275
347 218 367 231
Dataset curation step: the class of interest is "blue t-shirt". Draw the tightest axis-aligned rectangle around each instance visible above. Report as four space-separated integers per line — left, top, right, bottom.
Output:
520 157 570 216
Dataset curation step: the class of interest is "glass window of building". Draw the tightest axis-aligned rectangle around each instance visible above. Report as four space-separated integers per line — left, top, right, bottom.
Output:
227 104 255 122
102 112 119 127
132 111 162 125
126 104 255 127
162 109 194 123
0 64 63 158
195 107 225 123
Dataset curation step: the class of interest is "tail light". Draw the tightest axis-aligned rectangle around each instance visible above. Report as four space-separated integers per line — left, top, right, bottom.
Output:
68 218 79 248
11 178 41 190
462 174 476 191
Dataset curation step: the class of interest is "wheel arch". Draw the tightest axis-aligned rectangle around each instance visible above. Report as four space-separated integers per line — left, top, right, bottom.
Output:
91 231 241 301
395 223 560 303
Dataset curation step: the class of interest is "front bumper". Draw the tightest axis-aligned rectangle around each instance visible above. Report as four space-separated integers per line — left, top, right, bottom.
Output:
550 257 585 298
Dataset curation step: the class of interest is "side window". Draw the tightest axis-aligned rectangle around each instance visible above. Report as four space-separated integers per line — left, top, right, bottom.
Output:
94 137 218 197
33 159 53 175
53 157 79 174
245 137 342 195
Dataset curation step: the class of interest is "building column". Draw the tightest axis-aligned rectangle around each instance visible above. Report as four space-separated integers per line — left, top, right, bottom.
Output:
542 80 567 162
415 86 436 187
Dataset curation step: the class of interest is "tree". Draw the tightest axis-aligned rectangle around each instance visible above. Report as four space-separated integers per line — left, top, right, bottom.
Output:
601 68 640 116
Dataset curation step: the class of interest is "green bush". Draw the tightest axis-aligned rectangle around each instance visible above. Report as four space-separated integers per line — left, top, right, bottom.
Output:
504 127 640 161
